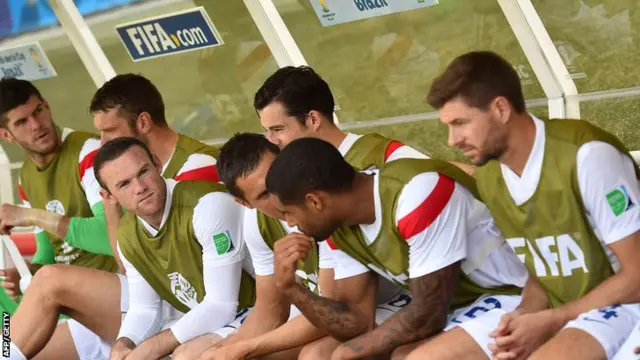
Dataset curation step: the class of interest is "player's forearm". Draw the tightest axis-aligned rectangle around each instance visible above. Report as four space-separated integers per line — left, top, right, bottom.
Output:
245 312 326 357
338 300 447 359
104 202 125 271
553 271 640 325
130 329 179 359
234 301 290 341
283 283 368 341
20 208 67 239
171 300 237 343
515 275 549 314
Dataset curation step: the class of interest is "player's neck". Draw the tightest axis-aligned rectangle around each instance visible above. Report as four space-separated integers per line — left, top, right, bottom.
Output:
499 113 536 177
146 128 180 168
339 173 376 226
319 125 347 150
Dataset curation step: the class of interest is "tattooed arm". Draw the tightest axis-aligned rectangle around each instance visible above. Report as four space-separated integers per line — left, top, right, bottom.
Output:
274 234 378 341
332 262 461 359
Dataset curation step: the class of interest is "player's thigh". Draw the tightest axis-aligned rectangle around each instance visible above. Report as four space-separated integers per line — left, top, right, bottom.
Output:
406 327 486 360
41 266 125 341
32 322 80 360
391 338 430 360
299 336 341 360
172 333 222 360
531 304 640 360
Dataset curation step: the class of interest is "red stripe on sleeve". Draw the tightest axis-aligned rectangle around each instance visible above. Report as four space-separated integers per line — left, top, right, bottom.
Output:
384 140 404 162
397 174 455 240
18 185 27 201
326 238 337 250
78 150 98 180
174 165 220 182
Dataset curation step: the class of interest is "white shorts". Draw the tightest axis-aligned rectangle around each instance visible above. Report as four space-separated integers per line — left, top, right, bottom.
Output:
375 291 412 325
444 294 522 358
612 323 640 360
565 303 640 359
68 273 128 360
212 307 252 338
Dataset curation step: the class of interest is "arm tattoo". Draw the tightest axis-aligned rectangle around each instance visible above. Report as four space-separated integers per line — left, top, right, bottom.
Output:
340 262 461 357
285 283 368 341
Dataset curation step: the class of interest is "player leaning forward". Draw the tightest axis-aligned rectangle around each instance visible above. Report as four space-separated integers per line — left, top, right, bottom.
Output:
93 137 254 360
265 137 529 360
415 50 640 360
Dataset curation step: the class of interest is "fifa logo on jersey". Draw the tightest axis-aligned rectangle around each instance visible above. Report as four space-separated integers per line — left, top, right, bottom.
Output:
168 272 199 309
507 234 588 277
45 200 65 215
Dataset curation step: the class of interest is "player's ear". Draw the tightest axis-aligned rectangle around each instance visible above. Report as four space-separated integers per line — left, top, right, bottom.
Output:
233 197 252 209
305 192 324 212
0 127 14 144
136 112 153 135
307 110 323 131
100 188 117 204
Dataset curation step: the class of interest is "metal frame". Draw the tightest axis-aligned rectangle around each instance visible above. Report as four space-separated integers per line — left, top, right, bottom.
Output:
48 0 116 88
497 0 580 119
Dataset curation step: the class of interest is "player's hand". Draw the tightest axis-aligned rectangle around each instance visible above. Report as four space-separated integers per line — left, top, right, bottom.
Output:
273 233 313 291
0 267 22 300
0 204 32 234
109 338 135 360
488 310 559 359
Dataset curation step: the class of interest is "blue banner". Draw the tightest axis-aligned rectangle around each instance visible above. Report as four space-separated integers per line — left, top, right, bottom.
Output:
115 7 223 62
0 0 144 40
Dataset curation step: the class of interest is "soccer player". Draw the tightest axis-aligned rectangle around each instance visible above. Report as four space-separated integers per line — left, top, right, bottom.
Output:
425 50 640 360
196 133 432 360
94 137 253 360
265 137 528 359
253 65 475 174
5 75 223 360
0 77 119 360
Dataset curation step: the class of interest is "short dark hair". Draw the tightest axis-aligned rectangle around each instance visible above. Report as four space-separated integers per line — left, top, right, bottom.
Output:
427 51 526 113
0 77 43 128
90 73 167 126
94 137 154 192
266 137 356 205
218 132 279 199
254 66 335 125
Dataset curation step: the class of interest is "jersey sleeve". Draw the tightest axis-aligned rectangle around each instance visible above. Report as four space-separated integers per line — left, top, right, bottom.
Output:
318 240 335 269
18 183 55 265
577 141 640 244
170 192 244 343
396 172 468 279
78 137 102 208
117 244 163 345
326 238 370 280
174 153 219 182
384 141 428 163
243 208 277 276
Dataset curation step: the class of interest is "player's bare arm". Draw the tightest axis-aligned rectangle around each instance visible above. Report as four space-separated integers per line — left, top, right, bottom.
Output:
125 329 180 360
274 234 375 341
109 337 135 360
332 262 460 360
0 203 69 238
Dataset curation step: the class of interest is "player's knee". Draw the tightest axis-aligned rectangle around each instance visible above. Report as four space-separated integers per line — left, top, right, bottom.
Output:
299 341 330 360
30 264 68 296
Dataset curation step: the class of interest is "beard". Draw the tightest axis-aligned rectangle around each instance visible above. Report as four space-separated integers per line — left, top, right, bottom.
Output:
303 219 341 243
473 131 509 166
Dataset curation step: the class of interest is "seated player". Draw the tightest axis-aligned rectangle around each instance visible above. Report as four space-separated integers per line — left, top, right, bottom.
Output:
93 137 254 360
425 51 640 360
254 65 474 175
5 74 223 360
265 137 528 359
0 77 119 360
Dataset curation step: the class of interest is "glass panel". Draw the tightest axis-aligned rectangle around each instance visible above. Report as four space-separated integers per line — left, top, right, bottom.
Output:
580 96 640 150
534 0 640 92
91 1 278 140
0 36 97 163
274 0 545 123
